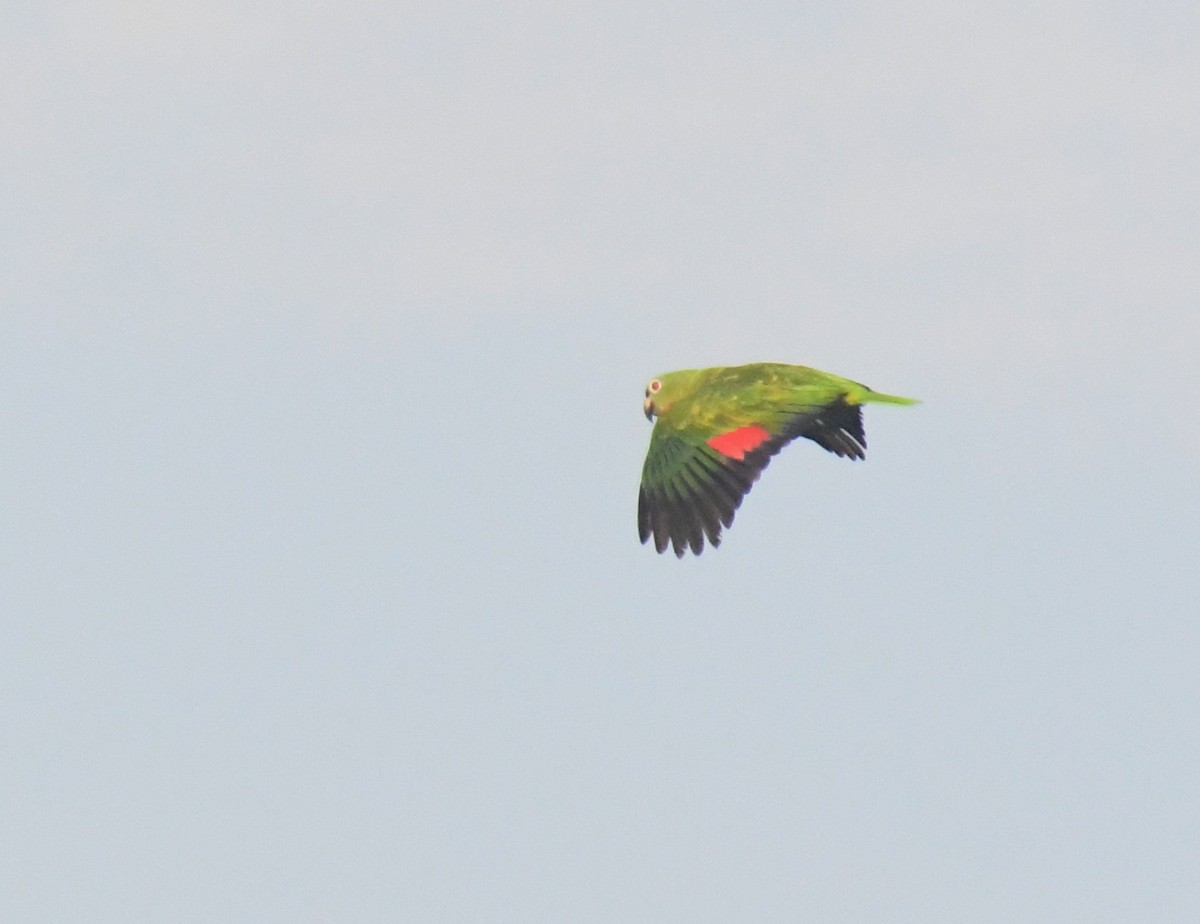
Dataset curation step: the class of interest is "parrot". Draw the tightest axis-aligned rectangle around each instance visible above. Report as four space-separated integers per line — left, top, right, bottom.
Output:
639 362 917 557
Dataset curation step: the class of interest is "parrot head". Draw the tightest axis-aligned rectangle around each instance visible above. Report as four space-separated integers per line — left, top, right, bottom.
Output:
642 373 677 421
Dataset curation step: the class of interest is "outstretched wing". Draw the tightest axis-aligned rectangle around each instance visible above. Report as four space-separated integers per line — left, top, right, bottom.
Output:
638 398 865 556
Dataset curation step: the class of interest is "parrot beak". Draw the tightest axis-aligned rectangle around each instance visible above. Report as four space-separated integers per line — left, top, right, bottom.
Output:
643 395 656 421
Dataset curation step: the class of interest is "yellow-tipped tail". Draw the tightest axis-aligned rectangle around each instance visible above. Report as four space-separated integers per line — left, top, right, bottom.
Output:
865 389 920 405
847 384 920 406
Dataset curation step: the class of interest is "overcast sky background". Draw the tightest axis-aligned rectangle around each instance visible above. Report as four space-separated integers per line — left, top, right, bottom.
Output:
3 2 1199 921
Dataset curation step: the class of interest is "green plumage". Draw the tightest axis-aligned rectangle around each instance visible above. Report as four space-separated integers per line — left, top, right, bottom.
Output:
638 363 917 557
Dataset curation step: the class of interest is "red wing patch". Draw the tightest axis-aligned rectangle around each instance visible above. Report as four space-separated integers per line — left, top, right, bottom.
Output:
706 424 771 461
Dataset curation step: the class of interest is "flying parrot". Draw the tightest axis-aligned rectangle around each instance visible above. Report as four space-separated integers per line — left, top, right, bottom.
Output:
639 363 918 556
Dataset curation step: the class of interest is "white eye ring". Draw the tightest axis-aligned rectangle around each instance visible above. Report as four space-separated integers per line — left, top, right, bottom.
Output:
648 379 662 393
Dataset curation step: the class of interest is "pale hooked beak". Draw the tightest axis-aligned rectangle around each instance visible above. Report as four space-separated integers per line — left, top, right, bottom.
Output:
643 395 656 421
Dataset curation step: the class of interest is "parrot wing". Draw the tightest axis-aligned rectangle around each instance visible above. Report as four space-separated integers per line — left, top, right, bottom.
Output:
638 398 866 556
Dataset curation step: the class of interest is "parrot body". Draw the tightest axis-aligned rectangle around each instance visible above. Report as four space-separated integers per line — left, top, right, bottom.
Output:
638 363 917 556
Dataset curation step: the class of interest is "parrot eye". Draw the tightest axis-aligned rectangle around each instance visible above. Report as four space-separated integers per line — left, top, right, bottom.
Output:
648 379 662 394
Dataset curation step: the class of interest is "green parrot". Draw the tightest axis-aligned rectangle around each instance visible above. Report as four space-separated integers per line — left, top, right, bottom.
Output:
639 363 918 556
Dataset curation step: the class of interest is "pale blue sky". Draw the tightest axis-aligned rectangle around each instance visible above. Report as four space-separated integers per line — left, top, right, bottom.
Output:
3 2 1199 921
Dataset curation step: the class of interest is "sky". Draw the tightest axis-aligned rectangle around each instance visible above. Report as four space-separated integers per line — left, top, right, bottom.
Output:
3 1 1199 921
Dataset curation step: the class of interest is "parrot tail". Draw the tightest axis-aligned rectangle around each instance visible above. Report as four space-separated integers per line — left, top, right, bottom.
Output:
857 388 920 406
